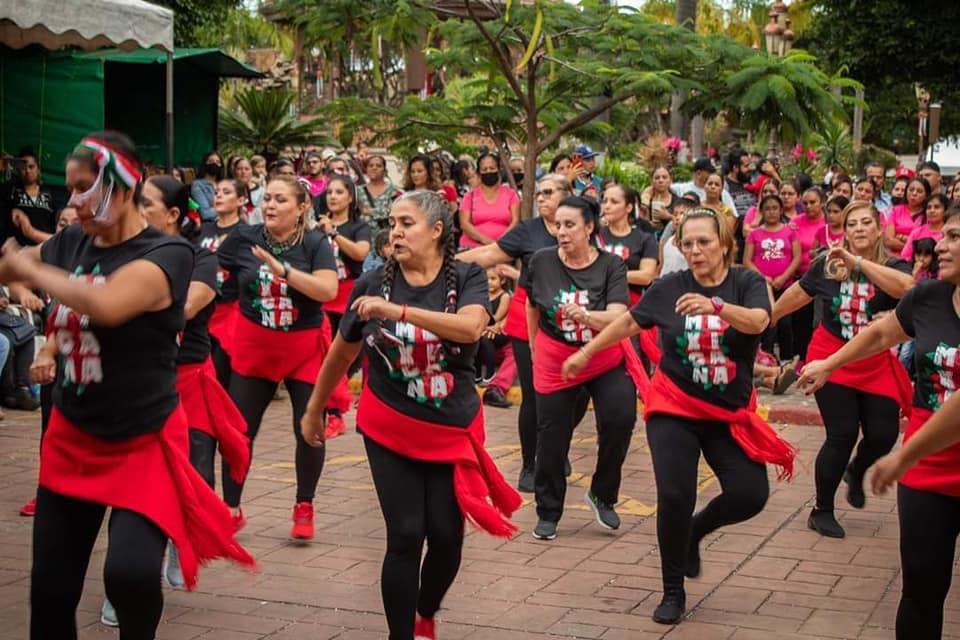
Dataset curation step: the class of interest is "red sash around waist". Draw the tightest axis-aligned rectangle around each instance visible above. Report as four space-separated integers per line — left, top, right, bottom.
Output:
39 406 255 590
326 278 356 315
643 370 796 480
208 301 239 352
176 359 249 483
533 331 625 394
356 385 521 537
901 407 960 497
806 324 913 417
503 286 528 340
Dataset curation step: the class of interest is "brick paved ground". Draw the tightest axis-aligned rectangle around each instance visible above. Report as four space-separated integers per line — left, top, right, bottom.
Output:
0 391 957 640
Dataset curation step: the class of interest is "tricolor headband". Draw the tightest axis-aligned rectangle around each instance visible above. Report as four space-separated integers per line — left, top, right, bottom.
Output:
75 137 142 190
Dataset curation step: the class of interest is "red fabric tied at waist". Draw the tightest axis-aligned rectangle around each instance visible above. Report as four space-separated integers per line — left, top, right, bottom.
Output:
901 407 960 497
533 331 626 394
356 385 521 537
326 278 355 315
643 370 797 480
503 286 528 340
39 406 256 590
639 327 662 366
176 359 249 484
806 324 913 418
208 301 238 353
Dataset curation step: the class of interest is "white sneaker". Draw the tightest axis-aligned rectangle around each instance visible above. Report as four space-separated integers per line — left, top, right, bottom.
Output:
100 598 118 627
163 541 185 589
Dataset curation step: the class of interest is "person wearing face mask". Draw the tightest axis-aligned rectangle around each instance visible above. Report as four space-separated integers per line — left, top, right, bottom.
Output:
216 175 338 539
774 201 913 540
6 132 254 638
191 151 223 222
509 156 526 192
563 207 793 625
458 153 520 249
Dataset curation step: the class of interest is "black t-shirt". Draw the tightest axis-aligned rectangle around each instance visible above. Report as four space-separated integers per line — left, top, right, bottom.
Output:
216 225 337 331
330 219 372 281
725 177 756 218
631 267 770 409
496 217 557 289
177 246 219 365
596 226 659 297
5 184 56 246
528 249 629 345
341 261 490 427
40 225 193 439
896 279 960 412
197 220 245 302
799 256 911 341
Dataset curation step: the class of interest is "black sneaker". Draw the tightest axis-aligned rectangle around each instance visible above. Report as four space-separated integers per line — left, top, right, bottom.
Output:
685 539 701 579
5 387 38 411
807 508 845 538
532 519 558 540
517 467 534 493
584 490 620 530
652 588 686 624
482 386 510 408
844 467 866 509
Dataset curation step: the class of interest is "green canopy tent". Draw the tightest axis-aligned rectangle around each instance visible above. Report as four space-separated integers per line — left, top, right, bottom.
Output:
0 46 262 185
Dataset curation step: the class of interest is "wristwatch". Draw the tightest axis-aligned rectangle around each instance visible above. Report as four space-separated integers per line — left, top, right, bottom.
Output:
710 296 725 315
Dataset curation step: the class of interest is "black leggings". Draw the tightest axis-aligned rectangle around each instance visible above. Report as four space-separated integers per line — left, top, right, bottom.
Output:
897 484 960 640
210 336 231 390
512 337 589 471
646 414 769 591
223 374 323 507
761 289 794 360
790 299 815 361
31 487 167 639
326 311 360 380
534 365 636 522
812 383 899 511
475 334 508 378
190 429 217 489
364 436 463 640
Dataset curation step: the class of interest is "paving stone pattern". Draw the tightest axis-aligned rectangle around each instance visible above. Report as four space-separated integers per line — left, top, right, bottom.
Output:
0 397 957 639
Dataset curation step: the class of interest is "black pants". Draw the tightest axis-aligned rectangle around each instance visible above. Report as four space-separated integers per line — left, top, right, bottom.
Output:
534 365 636 522
812 383 899 511
210 336 232 390
646 414 769 591
190 429 217 489
761 289 794 360
364 436 463 640
31 487 167 639
475 334 508 379
790 299 815 361
897 484 960 640
512 337 589 471
326 311 361 380
223 374 323 507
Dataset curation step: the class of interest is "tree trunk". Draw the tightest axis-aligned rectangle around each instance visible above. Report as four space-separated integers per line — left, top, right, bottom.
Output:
690 114 705 159
669 0 697 143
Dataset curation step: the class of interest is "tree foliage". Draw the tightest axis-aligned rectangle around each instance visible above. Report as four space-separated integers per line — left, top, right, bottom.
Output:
800 0 960 152
219 88 335 161
150 0 242 48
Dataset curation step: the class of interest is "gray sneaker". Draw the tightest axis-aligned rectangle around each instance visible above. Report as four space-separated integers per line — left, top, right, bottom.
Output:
163 541 185 589
100 598 118 627
584 490 620 530
532 519 558 540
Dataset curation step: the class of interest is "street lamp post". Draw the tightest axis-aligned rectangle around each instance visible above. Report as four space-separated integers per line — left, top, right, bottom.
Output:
764 2 791 156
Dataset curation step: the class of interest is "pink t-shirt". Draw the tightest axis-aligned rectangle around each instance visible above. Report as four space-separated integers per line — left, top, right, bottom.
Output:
901 224 943 261
459 185 520 248
884 204 922 237
814 225 844 248
747 225 798 280
790 214 825 274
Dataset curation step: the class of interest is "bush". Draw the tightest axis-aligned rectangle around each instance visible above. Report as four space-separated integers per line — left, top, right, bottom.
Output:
598 158 650 193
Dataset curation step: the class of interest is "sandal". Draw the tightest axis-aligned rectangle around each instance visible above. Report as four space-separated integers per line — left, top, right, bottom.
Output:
773 364 799 395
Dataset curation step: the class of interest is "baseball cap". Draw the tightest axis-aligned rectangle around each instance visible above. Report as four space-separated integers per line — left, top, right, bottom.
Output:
693 158 716 173
320 147 338 162
680 191 701 207
574 144 598 160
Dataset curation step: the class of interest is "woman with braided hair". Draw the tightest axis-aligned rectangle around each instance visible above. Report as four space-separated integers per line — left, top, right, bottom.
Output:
302 190 521 640
216 175 338 539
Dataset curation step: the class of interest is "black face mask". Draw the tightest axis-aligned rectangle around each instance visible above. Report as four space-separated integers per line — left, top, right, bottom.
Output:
891 196 906 206
480 172 500 187
204 162 221 176
512 172 525 185
737 169 751 183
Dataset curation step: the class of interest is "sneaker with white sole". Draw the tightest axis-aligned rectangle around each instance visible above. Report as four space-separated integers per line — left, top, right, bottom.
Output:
584 489 621 530
163 541 185 589
532 519 558 540
100 598 118 627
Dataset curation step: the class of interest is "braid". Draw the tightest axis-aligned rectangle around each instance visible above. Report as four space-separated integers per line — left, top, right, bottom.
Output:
381 256 398 303
442 232 458 314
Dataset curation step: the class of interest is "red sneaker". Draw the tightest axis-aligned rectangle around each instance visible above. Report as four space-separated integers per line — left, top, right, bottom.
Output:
291 501 314 540
19 498 35 517
232 508 247 533
324 413 347 440
414 616 435 640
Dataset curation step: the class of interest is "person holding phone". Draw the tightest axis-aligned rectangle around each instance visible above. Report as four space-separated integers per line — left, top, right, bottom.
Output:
572 145 603 198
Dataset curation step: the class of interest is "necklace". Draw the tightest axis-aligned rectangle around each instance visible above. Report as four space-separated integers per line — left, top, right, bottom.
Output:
262 226 296 256
561 247 597 268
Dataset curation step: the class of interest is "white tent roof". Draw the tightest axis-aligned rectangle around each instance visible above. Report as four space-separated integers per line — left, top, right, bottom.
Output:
0 0 174 52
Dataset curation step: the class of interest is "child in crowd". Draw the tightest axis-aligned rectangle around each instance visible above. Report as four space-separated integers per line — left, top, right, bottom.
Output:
475 268 511 383
813 195 848 256
362 229 392 272
899 237 939 376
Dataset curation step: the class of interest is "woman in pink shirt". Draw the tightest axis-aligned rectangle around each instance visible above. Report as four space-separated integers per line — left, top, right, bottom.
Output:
792 188 827 275
902 193 949 261
459 153 520 248
744 194 801 359
884 178 930 253
814 195 849 251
